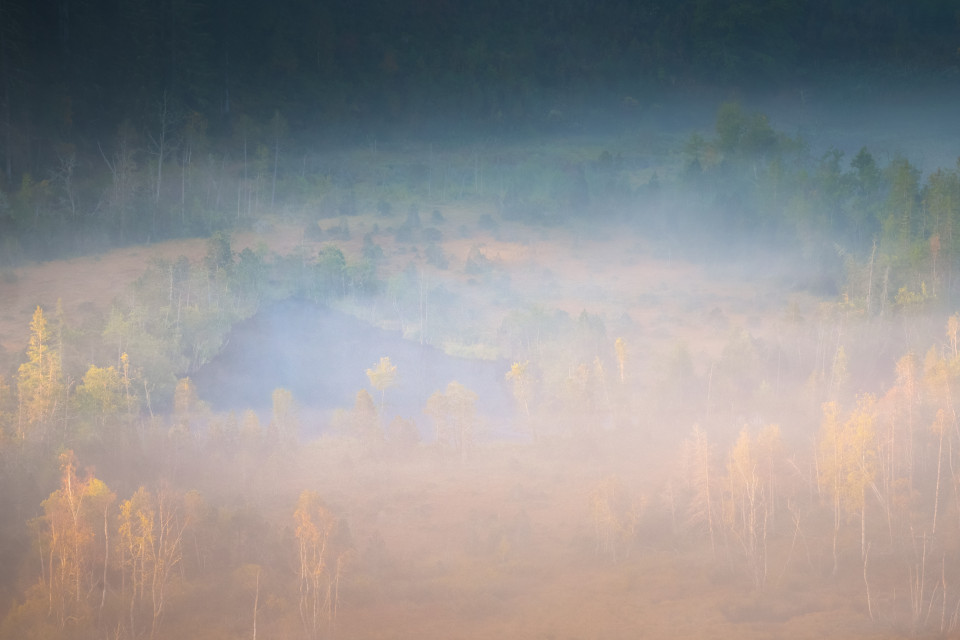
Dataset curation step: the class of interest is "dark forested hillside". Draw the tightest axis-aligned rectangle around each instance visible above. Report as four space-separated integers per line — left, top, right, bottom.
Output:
10 1 960 126
1 0 959 261
3 0 959 170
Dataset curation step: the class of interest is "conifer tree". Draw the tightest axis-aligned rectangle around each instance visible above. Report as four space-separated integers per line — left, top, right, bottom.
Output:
17 306 64 441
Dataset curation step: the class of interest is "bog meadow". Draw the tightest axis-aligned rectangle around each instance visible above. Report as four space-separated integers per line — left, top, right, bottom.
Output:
1 2 960 638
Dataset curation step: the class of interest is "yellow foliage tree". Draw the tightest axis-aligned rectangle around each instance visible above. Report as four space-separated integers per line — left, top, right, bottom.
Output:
922 346 952 409
818 396 878 575
76 365 122 416
117 485 186 639
425 381 478 460
724 427 763 588
349 389 382 444
173 377 203 422
366 356 397 415
268 387 299 449
614 337 626 383
75 364 124 438
38 451 115 628
118 487 155 608
0 375 14 443
890 352 920 494
294 490 350 640
590 475 638 562
17 306 64 441
682 425 717 556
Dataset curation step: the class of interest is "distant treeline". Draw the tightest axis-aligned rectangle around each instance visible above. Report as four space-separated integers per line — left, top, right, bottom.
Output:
3 90 960 319
2 0 958 186
1 0 959 312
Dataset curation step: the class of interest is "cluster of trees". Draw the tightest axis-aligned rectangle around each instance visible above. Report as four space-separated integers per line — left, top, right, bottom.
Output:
0 445 352 640
4 88 960 634
6 233 379 410
657 323 960 634
503 304 960 635
658 102 960 312
0 103 296 260
0 308 485 639
330 355 482 461
0 232 393 640
479 263 960 636
0 299 356 639
5 59 960 343
8 234 960 637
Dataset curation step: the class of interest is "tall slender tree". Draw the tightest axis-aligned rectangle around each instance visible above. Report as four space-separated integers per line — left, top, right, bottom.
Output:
366 356 397 417
17 306 64 442
294 490 349 640
39 451 115 629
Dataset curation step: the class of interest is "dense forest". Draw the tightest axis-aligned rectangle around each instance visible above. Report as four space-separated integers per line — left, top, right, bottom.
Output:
3 1 960 638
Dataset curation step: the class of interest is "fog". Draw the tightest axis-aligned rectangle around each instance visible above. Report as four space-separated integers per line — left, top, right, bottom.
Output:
193 299 512 433
4 96 960 639
3 2 960 639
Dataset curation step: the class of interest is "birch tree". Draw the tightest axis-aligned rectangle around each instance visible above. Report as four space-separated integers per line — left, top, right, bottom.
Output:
294 490 350 640
117 485 186 640
425 381 478 461
724 427 766 588
818 396 878 574
38 451 115 628
268 387 299 450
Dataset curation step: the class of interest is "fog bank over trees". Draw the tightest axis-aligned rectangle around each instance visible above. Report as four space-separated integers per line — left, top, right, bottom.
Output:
3 1 960 638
